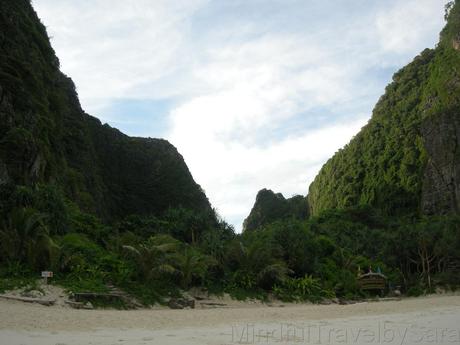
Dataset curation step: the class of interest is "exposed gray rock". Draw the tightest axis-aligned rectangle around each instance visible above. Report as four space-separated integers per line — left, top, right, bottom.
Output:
168 297 195 309
453 37 460 51
319 299 332 305
21 290 44 299
84 301 94 310
29 154 45 182
421 111 460 215
188 287 209 301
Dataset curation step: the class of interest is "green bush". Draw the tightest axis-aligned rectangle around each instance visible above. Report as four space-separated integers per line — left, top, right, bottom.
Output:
407 286 424 297
273 275 334 302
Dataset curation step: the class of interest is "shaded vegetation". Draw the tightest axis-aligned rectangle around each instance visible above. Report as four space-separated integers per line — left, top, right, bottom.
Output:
2 184 458 304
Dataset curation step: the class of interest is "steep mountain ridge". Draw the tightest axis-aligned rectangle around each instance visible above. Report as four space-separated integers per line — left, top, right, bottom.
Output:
243 189 307 231
245 1 460 228
0 0 213 220
308 2 460 217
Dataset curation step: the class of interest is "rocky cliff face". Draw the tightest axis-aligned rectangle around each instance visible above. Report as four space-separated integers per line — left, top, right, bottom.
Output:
421 111 460 215
243 189 307 231
246 2 460 222
306 2 460 218
0 0 213 220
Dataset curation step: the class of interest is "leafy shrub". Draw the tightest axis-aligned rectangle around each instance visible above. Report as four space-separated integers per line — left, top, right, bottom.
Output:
274 275 334 302
407 286 424 297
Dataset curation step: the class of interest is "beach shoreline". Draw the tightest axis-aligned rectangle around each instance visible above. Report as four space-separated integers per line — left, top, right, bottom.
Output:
1 293 460 331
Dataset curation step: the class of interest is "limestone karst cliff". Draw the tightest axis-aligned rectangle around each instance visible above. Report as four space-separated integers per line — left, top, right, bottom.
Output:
0 0 213 221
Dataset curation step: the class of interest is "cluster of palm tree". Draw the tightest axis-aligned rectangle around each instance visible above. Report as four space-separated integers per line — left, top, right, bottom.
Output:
122 234 216 289
2 199 458 301
224 240 292 290
0 207 59 271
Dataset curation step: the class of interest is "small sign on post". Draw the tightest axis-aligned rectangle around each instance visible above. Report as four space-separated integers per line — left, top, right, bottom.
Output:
41 271 53 284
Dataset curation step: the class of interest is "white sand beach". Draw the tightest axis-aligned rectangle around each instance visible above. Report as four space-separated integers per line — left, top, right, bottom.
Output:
0 294 459 345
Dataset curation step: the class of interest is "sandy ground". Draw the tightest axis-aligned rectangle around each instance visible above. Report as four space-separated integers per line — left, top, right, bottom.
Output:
0 295 459 344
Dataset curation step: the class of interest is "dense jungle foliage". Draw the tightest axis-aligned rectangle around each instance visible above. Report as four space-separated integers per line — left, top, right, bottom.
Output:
0 0 459 306
1 185 459 304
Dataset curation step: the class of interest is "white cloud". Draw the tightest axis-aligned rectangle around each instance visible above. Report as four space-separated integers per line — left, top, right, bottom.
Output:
376 0 447 55
169 105 367 227
32 0 208 112
165 33 367 229
32 0 448 231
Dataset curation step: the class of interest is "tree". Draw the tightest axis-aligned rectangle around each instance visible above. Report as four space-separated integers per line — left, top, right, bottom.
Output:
0 207 59 270
123 235 179 282
225 238 291 290
175 247 215 289
445 1 455 21
407 220 442 290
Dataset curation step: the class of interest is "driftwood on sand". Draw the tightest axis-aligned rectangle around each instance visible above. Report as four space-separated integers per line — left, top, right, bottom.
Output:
72 292 143 309
64 300 94 309
0 294 56 306
73 292 124 300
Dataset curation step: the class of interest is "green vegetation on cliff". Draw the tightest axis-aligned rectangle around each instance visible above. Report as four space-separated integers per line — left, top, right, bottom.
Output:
307 1 460 217
0 0 219 304
243 189 307 232
241 1 460 298
0 0 212 221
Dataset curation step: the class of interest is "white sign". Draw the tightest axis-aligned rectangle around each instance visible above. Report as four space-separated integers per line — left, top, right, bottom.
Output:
41 271 53 278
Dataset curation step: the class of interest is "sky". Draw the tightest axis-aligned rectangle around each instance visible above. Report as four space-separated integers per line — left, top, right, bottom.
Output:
32 0 448 231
